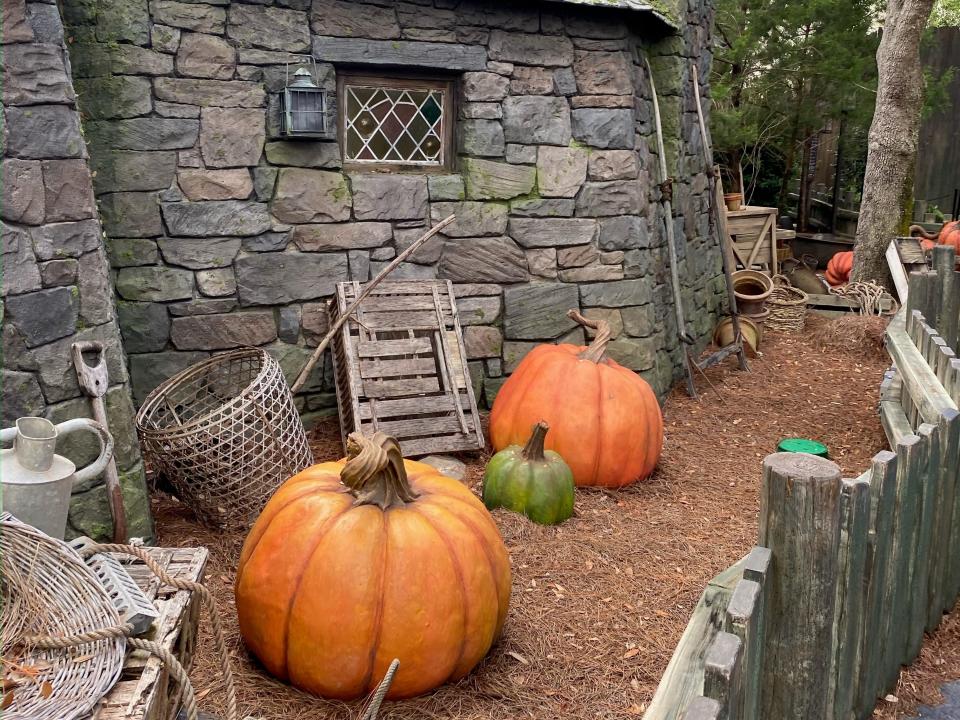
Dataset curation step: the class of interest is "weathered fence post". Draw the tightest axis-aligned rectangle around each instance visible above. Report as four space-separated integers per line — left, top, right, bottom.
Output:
758 452 843 720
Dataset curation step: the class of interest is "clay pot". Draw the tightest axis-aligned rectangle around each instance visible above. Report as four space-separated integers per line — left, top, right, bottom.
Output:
732 269 773 316
724 193 743 212
713 316 761 357
780 255 827 296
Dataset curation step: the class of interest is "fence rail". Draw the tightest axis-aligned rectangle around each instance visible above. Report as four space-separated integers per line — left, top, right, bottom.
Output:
646 245 960 720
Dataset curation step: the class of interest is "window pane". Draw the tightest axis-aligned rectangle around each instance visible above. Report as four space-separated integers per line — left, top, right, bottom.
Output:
343 79 447 166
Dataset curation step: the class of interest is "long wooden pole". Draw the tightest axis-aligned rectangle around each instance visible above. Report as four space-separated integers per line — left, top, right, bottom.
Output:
290 214 456 394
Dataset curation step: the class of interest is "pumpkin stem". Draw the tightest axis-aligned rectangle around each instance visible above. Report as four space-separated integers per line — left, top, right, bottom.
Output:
341 432 419 510
521 421 550 462
567 309 611 363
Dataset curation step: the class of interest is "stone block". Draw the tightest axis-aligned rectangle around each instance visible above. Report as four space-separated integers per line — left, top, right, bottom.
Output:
85 118 199 151
620 305 656 337
77 249 114 325
391 227 441 263
508 217 597 248
600 250 625 265
161 200 272 236
154 78 265 107
151 0 225 33
271 169 351 223
310 0 400 39
31 324 129 403
5 287 78 347
277 306 301 343
301 302 328 344
463 71 509 101
242 231 289 252
199 107 265 169
525 247 557 278
537 145 588 198
489 30 573 66
89 151 178 193
2 158 44 224
176 31 236 78
590 149 638 180
558 265 624 281
510 198 575 217
505 144 537 165
579 278 652 307
2 43 73 106
351 174 427 221
313 36 487 71
31 219 100 261
439 236 528 283
196 267 237 297
130 351 209 405
151 24 181 53
158 236 240 269
464 326 502 359
576 180 642 217
570 95 633 109
100 192 162 237
503 283 579 339
510 66 554 95
573 50 633 95
459 119 505 157
571 108 634 150
171 311 277 350
368 261 435 280
564 14 628 40
462 158 535 200
107 237 159 267
1 224 41 298
581 308 623 338
2 370 44 426
253 167 278 201
2 0 35 44
462 102 502 120
41 160 96 222
74 76 152 119
6 105 86 159
41 258 79 287
428 174 465 201
293 222 393 251
264 141 341 168
228 4 310 51
553 67 577 96
557 244 598 268
502 96 571 146
430 202 508 237
236 251 348 305
605 337 656 371
117 301 171 353
116 266 194 301
456 295 502 325
177 168 253 200
599 216 647 250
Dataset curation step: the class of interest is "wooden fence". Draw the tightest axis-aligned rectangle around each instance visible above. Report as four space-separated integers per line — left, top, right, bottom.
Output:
646 245 960 720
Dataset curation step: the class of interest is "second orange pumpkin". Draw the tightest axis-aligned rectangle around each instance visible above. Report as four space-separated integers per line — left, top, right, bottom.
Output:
826 250 853 286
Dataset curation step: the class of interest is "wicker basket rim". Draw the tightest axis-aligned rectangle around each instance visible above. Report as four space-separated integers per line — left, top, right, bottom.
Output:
768 286 808 306
135 347 275 438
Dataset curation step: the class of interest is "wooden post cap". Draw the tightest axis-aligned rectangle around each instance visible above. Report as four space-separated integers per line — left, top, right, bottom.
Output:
762 451 841 482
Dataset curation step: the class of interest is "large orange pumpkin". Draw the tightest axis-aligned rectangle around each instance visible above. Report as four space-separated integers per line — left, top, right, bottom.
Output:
490 310 663 488
235 433 512 700
825 250 853 286
939 220 960 252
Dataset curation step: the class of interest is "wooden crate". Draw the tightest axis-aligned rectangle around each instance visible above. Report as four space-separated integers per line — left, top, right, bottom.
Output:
726 206 778 274
329 280 484 456
93 547 208 720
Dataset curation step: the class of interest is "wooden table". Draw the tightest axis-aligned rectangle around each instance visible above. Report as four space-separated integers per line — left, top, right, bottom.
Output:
726 206 779 274
93 547 208 720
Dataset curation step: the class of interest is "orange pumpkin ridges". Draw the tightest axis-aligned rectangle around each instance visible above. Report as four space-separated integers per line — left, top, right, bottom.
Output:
235 432 512 701
826 250 853 286
489 309 663 488
939 220 960 252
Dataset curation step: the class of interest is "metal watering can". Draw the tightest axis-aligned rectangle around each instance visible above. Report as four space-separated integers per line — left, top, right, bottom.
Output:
0 417 114 539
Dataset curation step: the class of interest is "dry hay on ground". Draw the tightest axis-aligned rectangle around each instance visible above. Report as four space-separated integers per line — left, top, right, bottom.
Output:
810 314 890 360
156 312 888 720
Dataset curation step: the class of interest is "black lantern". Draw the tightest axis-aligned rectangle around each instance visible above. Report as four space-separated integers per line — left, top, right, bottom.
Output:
281 65 331 138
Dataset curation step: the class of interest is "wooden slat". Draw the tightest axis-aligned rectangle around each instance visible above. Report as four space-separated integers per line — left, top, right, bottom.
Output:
806 293 895 311
931 411 960 624
680 697 721 720
359 356 438 379
362 376 441 398
739 547 771 720
356 394 470 421
445 281 486 448
359 414 475 440
349 309 443 329
943 410 960 604
703 631 743 717
908 424 938 658
397 433 485 456
886 312 958 423
881 400 914 447
887 240 910 304
725 578 761 720
342 280 453 296
338 294 453 312
356 337 434 358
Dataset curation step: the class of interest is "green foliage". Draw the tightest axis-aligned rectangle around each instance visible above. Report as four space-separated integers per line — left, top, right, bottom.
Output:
930 0 960 26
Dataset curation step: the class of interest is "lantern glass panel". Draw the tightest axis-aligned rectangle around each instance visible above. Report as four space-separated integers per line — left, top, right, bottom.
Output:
285 87 326 135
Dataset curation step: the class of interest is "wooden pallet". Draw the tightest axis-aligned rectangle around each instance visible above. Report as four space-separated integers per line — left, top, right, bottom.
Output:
329 280 484 457
726 206 779 274
94 547 207 720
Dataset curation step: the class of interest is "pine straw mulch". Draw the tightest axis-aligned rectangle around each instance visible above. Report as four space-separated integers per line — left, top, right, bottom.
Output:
154 313 893 720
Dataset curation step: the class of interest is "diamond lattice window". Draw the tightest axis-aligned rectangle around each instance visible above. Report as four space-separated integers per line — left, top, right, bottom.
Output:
340 75 453 170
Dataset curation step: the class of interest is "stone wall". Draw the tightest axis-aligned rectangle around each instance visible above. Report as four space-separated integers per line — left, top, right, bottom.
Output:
1 0 152 540
62 0 724 420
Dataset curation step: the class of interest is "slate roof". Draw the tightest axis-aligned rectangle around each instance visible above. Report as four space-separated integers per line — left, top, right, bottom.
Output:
544 0 677 28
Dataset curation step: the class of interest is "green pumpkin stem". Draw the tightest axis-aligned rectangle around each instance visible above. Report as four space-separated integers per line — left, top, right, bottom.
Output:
341 431 419 510
521 421 550 462
567 309 611 363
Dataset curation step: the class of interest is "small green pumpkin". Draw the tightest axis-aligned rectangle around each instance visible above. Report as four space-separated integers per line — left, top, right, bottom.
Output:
482 421 575 525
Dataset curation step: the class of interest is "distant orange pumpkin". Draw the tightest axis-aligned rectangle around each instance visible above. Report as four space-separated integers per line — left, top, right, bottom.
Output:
235 433 511 700
939 220 960 252
826 250 853 286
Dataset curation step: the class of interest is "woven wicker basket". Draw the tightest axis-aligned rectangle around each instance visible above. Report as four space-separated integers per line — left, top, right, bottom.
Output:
136 348 314 529
766 276 808 332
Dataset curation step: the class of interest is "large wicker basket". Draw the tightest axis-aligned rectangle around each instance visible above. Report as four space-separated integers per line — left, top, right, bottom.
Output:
136 348 314 529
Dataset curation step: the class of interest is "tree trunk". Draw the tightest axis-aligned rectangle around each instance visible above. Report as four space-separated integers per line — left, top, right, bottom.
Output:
851 0 936 285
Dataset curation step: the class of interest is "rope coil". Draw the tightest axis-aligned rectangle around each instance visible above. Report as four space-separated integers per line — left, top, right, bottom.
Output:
830 281 898 317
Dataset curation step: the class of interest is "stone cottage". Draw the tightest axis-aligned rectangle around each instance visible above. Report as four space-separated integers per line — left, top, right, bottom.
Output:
1 0 724 538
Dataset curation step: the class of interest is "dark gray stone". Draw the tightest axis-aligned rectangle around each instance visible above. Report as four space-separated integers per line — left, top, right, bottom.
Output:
89 151 178 193
392 227 441 263
2 370 44 425
272 169 351 223
161 200 272 236
605 337 656 371
503 283 579 339
488 30 573 66
502 96 571 146
428 174 465 201
589 150 639 181
30 323 128 403
168 299 238 317
253 166 278 200
462 71 510 101
2 158 45 224
351 174 427 221
2 43 74 106
241 231 289 252
130 351 208 405
112 44 176 75
227 4 309 50
1 223 41 296
74 76 152 119
571 109 634 149
462 102 502 120
508 218 597 248
41 159 96 222
509 198 575 217
557 265 624 281
368 261 435 280
576 180 643 217
553 66 577 95
158 237 241 269
459 120 505 157
431 202 508 237
464 325 502 359
537 145 588 198
151 23 181 53
77 249 114 325
107 237 159 267
311 0 400 39
85 118 199 151
505 144 537 164
235 251 349 305
348 249 370 281
99 192 162 237
462 158 536 200
573 50 633 95
31 219 100 261
26 3 62 43
196 267 237 296
176 31 236 78
456 295 502 325
117 301 171 353
292 222 392 251
153 78 265 107
579 278 653 307
277 305 301 343
171 311 278 350
93 0 149 43
40 258 79 287
200 107 265 168
264 141 341 168
599 216 648 250
313 36 487 71
510 66 554 95
621 305 655 337
151 0 225 32
5 105 86 159
5 287 78 347
439 236 528 283
115 266 194 301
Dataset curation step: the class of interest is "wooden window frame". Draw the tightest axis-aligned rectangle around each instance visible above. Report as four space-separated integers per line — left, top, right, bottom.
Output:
338 72 456 174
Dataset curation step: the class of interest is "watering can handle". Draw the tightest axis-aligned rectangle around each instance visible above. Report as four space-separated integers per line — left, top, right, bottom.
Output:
57 418 115 486
0 426 17 444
